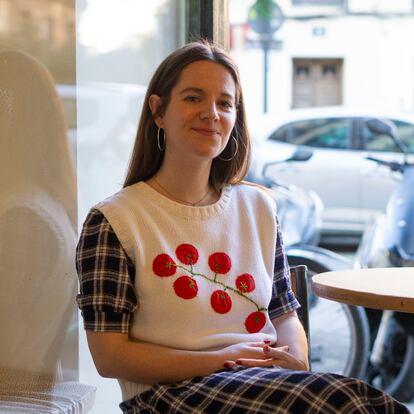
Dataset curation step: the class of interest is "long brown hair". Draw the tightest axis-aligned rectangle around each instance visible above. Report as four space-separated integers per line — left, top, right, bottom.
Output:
123 40 251 192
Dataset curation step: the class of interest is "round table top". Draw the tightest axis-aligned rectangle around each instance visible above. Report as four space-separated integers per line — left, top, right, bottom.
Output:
312 267 414 313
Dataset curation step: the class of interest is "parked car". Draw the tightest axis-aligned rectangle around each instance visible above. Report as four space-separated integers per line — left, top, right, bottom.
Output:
248 107 414 242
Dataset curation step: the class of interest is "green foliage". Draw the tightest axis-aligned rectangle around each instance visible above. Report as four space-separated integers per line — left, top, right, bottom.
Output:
249 0 277 20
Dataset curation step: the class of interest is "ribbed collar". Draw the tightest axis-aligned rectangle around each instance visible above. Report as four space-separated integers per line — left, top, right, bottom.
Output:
133 181 232 220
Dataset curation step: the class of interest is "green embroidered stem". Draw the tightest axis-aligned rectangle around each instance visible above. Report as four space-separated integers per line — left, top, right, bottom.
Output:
175 264 266 312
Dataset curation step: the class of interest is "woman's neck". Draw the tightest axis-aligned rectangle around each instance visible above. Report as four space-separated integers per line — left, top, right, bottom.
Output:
147 162 218 207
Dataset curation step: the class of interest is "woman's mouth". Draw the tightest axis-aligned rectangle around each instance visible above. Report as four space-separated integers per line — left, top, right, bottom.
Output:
192 128 220 136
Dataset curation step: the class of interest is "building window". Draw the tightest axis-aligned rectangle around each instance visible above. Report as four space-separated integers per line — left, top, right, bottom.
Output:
292 58 343 108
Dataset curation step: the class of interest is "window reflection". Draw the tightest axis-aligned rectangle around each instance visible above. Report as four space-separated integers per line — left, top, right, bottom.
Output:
0 48 78 392
0 0 78 391
1 0 185 412
75 1 185 223
75 1 185 412
0 0 76 84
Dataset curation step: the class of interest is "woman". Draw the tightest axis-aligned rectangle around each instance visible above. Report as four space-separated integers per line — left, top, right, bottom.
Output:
76 41 408 413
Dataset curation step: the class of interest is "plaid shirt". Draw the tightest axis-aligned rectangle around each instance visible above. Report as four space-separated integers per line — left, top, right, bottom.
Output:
76 209 299 333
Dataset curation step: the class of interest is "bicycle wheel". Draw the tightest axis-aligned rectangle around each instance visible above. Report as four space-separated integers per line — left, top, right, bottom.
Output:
310 299 369 378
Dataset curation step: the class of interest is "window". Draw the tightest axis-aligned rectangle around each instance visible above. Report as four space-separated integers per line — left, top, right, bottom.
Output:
269 118 351 149
362 119 414 153
323 64 336 76
0 1 221 413
269 124 290 142
292 59 343 108
395 120 414 153
1 0 226 411
296 65 310 77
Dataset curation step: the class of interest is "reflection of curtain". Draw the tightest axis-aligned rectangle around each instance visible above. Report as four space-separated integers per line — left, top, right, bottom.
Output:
0 187 76 378
0 50 78 385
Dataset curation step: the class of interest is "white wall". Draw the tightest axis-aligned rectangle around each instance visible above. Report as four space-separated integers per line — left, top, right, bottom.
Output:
347 0 413 14
231 2 414 117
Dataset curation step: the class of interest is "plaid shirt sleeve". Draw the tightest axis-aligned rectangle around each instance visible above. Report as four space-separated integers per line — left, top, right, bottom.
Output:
268 216 301 320
76 208 137 333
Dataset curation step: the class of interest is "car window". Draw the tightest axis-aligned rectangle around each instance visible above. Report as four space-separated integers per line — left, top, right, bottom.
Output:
394 120 414 153
269 118 351 149
269 124 290 142
361 119 414 153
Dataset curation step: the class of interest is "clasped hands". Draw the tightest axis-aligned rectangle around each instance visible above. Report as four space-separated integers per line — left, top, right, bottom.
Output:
222 341 308 371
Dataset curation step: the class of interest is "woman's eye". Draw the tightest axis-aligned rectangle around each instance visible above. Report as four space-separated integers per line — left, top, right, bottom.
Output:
184 96 199 103
220 101 233 109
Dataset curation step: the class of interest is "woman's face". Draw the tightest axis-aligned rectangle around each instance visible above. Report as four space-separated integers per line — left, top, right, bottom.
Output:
150 60 237 163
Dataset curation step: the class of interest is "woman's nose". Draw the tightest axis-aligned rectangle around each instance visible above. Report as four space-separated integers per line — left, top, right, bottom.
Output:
200 102 219 121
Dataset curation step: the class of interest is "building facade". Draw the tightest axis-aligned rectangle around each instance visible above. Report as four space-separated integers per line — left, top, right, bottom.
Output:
230 0 414 116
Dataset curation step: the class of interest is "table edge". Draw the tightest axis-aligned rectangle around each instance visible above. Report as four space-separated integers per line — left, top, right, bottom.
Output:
312 279 414 313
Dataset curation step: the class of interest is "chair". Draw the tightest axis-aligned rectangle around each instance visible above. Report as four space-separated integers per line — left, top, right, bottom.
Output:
0 373 96 414
290 265 311 369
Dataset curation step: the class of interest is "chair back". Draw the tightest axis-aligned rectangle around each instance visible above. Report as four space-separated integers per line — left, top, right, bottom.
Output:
290 265 311 369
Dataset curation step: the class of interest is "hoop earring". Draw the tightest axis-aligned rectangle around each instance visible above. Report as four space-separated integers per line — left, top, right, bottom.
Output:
157 127 165 151
218 135 238 162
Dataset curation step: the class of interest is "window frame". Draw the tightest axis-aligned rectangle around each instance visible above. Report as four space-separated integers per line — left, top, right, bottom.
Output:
186 0 229 49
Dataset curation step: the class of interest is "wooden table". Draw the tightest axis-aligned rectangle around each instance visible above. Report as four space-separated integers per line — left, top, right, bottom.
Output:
312 267 414 313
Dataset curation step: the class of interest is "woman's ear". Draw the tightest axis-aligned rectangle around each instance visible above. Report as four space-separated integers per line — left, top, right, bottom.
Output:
148 94 163 128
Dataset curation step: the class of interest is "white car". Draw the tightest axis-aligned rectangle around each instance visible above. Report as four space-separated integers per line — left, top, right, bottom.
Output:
248 107 414 241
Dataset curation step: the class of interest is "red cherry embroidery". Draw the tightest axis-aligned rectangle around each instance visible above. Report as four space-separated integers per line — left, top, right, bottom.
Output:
152 254 176 277
208 252 231 274
245 311 266 333
173 276 198 299
235 274 256 293
176 244 199 265
210 290 232 314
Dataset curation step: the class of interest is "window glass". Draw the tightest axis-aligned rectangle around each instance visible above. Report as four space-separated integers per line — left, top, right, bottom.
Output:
229 0 414 392
0 1 186 413
75 2 185 412
395 120 414 153
361 119 414 153
268 124 290 142
270 118 350 149
0 0 79 399
361 124 399 152
76 0 185 221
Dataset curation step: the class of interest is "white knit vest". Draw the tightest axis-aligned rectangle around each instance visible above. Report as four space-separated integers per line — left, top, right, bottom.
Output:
96 182 278 401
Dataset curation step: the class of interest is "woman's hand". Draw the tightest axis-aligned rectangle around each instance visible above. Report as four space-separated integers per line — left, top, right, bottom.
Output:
218 341 271 367
223 344 307 371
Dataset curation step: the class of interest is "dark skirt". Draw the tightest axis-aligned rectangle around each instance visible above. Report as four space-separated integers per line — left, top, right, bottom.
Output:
119 367 409 414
